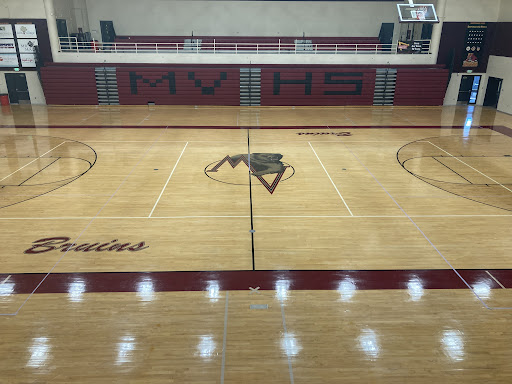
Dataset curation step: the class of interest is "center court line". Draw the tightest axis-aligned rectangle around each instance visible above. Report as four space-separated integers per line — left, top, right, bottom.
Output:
308 142 353 216
220 292 229 384
325 126 508 310
426 141 512 194
148 142 189 218
485 271 506 289
1 127 170 316
0 141 66 182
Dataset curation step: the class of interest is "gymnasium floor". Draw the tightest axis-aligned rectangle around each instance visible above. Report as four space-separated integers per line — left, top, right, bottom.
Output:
1 104 512 383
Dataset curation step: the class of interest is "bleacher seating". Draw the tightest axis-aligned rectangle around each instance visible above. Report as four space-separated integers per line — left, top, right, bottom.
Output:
394 67 450 106
40 66 97 105
40 64 449 106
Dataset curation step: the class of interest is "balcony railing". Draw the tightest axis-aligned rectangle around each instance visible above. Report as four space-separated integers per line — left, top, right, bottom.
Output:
58 37 431 55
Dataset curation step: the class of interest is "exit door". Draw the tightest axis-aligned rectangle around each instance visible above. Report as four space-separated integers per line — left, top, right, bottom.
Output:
483 77 502 108
5 73 30 104
457 75 481 105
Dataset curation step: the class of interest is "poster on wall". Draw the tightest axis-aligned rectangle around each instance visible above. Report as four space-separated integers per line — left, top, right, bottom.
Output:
0 54 19 67
397 40 425 54
0 39 16 53
17 39 39 53
20 53 37 67
462 23 487 69
15 24 37 39
0 24 14 38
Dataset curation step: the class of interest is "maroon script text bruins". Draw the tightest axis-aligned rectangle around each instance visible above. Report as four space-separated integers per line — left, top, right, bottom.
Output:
24 237 149 254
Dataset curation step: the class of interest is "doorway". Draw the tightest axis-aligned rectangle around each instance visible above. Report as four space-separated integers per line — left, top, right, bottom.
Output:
483 77 503 108
5 73 30 104
457 75 481 105
100 21 116 43
56 19 69 50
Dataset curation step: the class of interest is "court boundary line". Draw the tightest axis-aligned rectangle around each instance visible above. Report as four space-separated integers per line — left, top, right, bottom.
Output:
326 125 512 310
0 127 170 316
148 142 189 218
0 141 66 182
308 142 353 216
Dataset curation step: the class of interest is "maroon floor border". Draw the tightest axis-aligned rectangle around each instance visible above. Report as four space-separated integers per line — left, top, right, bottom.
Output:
0 269 510 295
0 125 510 138
0 124 509 131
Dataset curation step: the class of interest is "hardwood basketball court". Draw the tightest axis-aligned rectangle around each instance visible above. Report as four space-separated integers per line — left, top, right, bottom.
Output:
1 105 512 383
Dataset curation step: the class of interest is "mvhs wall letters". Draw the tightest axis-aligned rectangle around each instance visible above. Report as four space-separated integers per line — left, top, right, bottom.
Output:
129 71 228 95
273 72 364 95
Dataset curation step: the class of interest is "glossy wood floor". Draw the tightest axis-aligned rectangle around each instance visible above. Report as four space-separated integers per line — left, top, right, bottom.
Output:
1 104 512 383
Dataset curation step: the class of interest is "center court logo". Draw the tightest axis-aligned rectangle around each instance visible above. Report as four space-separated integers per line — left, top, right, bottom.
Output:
204 153 295 194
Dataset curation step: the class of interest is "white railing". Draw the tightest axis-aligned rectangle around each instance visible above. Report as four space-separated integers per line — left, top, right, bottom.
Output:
59 37 431 55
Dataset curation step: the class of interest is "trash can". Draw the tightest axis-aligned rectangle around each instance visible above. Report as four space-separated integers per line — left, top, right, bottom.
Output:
0 94 9 106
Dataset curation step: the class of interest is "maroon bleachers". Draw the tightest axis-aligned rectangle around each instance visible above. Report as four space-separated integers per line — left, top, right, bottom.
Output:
394 68 450 106
40 66 97 105
40 64 449 106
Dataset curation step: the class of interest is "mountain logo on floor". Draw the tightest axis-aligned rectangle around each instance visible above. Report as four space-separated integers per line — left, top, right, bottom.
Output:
204 153 295 194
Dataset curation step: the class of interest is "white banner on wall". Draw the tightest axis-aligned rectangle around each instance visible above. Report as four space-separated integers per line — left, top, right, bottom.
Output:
0 54 19 67
0 24 14 39
0 39 16 53
18 39 39 53
15 24 37 39
20 53 37 67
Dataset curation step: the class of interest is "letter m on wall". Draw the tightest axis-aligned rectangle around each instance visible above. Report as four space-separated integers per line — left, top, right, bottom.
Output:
129 72 176 94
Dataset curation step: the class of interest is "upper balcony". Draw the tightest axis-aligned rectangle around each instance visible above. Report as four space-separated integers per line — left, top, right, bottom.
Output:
56 36 434 66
